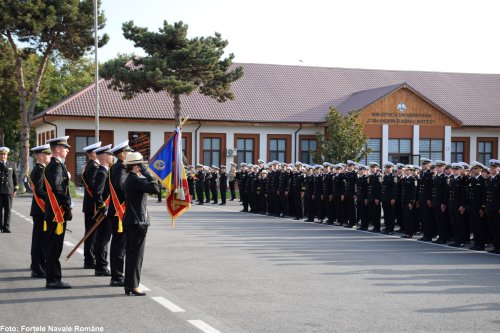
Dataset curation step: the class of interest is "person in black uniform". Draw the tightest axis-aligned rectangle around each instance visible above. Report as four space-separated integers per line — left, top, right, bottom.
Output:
187 166 195 202
219 165 228 205
107 140 133 286
313 165 325 223
266 163 277 216
195 164 205 205
304 166 315 222
344 161 357 228
210 166 219 204
228 162 237 201
122 152 159 296
81 141 102 269
290 162 305 220
381 162 397 234
448 163 466 247
0 147 18 233
92 144 114 276
431 160 449 244
367 162 382 232
416 158 435 242
29 144 51 278
239 164 249 212
356 165 369 230
204 167 212 203
468 162 487 251
44 136 72 289
322 163 334 224
257 170 268 214
484 159 500 254
400 165 417 238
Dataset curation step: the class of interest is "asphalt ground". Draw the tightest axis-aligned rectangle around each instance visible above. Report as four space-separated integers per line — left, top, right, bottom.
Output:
0 196 499 333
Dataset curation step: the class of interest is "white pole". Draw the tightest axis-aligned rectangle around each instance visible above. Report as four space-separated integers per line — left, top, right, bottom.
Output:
94 0 100 142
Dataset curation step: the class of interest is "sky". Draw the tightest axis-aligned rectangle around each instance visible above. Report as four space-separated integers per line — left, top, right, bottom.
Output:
98 0 500 74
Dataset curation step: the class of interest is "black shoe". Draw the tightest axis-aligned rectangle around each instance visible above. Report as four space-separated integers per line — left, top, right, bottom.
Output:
418 237 432 242
212 202 218 204
31 272 46 279
83 263 96 269
400 234 413 239
448 242 464 248
240 209 248 213
219 203 226 205
487 249 500 254
3 228 11 233
358 227 368 231
197 202 204 205
380 230 389 234
432 238 446 244
305 219 314 222
293 217 300 220
124 287 146 296
95 269 112 276
344 224 354 228
230 199 235 201
369 229 381 233
110 279 125 287
46 281 72 289
470 245 485 251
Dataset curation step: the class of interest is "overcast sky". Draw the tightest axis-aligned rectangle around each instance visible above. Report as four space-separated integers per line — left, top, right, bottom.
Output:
99 0 500 74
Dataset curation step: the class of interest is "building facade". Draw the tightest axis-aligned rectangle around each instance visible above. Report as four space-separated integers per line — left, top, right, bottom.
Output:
32 63 500 186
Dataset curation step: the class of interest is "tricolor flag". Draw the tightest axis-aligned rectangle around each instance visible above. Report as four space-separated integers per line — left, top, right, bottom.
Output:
149 128 191 225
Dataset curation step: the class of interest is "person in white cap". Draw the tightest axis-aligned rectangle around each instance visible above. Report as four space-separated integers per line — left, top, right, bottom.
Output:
81 141 102 269
122 152 160 296
44 136 72 289
219 165 228 205
228 162 237 201
0 146 17 233
29 144 51 278
108 140 133 286
195 164 205 205
485 159 500 254
468 161 487 251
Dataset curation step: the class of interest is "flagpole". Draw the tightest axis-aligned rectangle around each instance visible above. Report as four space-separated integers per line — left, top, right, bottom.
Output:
94 0 100 142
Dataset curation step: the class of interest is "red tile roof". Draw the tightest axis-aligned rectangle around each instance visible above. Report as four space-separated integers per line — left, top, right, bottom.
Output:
35 63 500 126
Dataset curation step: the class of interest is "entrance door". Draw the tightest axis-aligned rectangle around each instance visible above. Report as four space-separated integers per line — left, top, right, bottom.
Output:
388 139 412 164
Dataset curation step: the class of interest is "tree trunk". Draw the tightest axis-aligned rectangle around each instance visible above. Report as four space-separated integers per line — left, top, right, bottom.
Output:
173 94 181 127
0 126 4 146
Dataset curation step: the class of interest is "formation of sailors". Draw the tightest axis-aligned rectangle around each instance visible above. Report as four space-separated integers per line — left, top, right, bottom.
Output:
222 158 500 254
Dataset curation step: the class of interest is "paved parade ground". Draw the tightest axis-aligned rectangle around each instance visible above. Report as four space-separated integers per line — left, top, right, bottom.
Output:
1 196 500 333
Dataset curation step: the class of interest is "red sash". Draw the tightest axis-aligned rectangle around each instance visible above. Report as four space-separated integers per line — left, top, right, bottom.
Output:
30 179 45 212
108 168 125 233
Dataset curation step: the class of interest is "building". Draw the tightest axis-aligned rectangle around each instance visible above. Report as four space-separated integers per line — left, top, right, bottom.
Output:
32 63 500 185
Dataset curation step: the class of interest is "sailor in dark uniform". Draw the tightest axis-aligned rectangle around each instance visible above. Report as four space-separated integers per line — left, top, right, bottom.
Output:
219 165 228 205
107 140 134 286
257 169 268 214
313 165 325 223
123 152 160 296
290 162 305 220
344 161 358 228
400 165 417 238
187 166 195 202
356 165 369 230
381 162 397 234
195 164 205 205
468 162 487 251
92 144 114 276
29 144 51 278
210 166 219 204
304 165 315 222
416 158 435 242
0 146 18 233
81 141 102 269
228 162 237 201
484 159 500 254
431 160 449 244
44 136 72 289
204 166 212 203
322 163 334 224
448 163 466 247
367 162 382 232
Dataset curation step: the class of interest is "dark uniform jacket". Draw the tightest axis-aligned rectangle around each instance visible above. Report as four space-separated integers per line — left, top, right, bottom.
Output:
417 169 433 204
219 171 228 189
210 172 218 189
30 163 47 217
123 173 160 226
356 175 368 201
290 171 305 194
93 165 110 208
447 175 465 209
43 157 71 222
484 174 500 213
400 176 417 204
82 159 99 213
195 170 205 189
107 160 127 219
278 171 290 193
322 173 333 197
267 170 277 194
344 171 357 198
257 177 267 193
0 161 17 194
381 173 397 202
367 173 382 202
432 173 448 208
333 173 345 197
313 174 323 197
467 175 485 211
305 174 315 195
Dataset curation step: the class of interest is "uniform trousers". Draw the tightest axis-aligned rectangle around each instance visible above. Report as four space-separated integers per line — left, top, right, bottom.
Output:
220 185 227 204
31 215 47 275
487 211 500 250
402 203 416 236
109 216 126 282
124 225 147 289
382 201 396 232
344 196 356 225
0 194 13 230
334 196 344 224
229 180 236 200
470 208 487 249
419 203 435 239
279 191 288 216
211 186 218 203
84 212 96 265
196 186 204 204
449 205 466 244
357 199 368 229
45 220 67 283
369 201 381 230
315 195 325 221
304 192 313 220
434 206 449 241
95 216 111 271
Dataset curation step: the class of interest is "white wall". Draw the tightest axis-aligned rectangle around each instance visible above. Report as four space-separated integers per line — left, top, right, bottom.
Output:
451 127 500 162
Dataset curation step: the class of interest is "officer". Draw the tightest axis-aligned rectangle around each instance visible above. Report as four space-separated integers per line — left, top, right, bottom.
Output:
395 163 405 232
313 165 325 223
288 162 303 220
204 166 211 203
219 165 228 205
277 163 290 218
416 158 435 242
322 163 334 224
228 162 237 201
484 159 500 254
239 163 250 212
304 165 315 222
257 159 265 172
122 152 160 296
195 164 205 205
250 165 261 213
332 164 345 226
29 144 51 278
431 160 449 244
448 163 466 247
400 165 417 238
0 147 18 233
92 144 114 276
344 161 358 228
81 141 102 269
210 166 219 204
356 165 369 230
186 166 195 201
381 162 397 234
44 136 72 289
468 162 487 251
257 169 268 214
459 162 471 243
367 162 382 232
266 162 277 216
107 140 133 286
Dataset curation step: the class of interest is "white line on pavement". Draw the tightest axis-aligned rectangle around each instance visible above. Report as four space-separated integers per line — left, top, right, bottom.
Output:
64 241 75 247
76 249 84 255
151 296 185 313
187 320 221 333
139 283 151 291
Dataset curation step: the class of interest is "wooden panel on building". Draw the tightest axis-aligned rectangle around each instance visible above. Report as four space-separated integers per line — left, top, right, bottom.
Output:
358 87 460 128
389 125 413 138
420 126 445 138
363 124 382 138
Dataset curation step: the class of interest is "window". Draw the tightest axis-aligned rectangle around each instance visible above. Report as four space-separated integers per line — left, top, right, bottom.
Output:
269 139 286 162
388 139 412 164
420 139 443 161
300 139 317 164
361 139 381 165
165 132 192 165
451 141 464 163
237 138 254 164
129 131 151 160
478 140 493 165
203 137 221 167
75 136 97 184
